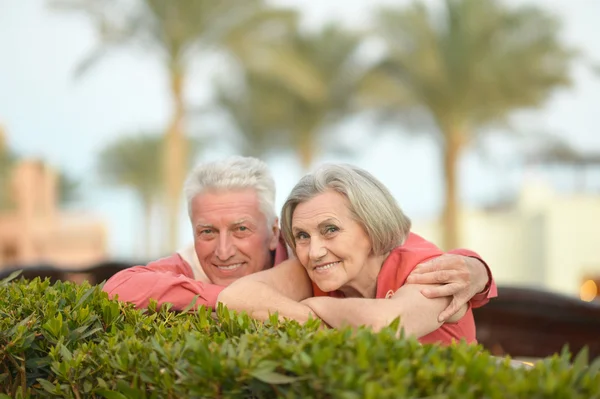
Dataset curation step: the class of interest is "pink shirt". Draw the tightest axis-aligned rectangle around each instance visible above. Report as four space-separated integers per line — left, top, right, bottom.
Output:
103 239 289 310
312 233 483 345
104 232 496 313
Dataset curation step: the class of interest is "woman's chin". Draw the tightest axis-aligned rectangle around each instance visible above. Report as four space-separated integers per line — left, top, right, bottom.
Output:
314 278 343 294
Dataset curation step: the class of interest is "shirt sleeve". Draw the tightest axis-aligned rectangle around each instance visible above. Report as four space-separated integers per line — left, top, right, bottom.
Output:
102 254 225 310
447 248 498 308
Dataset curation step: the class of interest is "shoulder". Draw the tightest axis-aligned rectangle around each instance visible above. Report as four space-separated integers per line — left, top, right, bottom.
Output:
393 232 444 266
376 238 443 298
145 252 196 279
389 235 444 270
146 253 186 268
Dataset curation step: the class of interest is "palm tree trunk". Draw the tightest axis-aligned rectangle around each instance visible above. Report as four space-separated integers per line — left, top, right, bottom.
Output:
163 66 187 253
142 198 153 259
298 131 314 171
441 128 465 250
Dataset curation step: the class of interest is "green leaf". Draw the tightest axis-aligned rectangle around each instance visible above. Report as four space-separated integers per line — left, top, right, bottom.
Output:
75 285 97 309
251 370 301 384
588 355 600 377
572 346 589 371
37 378 59 394
97 390 129 399
0 270 22 286
181 294 200 313
79 326 104 340
59 344 73 362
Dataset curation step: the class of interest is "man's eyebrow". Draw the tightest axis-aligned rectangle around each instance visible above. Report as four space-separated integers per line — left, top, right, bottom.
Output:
231 218 252 225
195 223 214 229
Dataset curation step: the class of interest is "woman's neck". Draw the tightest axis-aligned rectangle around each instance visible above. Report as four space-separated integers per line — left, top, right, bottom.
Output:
339 252 389 298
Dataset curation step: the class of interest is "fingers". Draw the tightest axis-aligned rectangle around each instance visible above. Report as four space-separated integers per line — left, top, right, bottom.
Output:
439 298 465 323
406 269 454 285
410 256 442 275
421 283 461 299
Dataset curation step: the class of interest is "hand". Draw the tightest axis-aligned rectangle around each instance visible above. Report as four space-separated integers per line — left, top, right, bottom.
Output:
405 254 489 322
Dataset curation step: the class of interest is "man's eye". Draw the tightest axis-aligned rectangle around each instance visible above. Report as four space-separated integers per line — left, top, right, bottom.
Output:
199 229 213 235
237 226 248 231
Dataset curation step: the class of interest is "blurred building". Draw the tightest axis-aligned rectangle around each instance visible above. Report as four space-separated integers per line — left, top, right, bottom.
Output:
0 160 107 270
414 179 600 301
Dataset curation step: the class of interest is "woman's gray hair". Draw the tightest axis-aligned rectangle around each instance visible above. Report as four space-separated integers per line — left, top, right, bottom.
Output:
184 156 277 226
281 163 411 256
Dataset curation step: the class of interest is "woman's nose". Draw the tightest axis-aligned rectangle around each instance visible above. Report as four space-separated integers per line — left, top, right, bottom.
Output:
309 238 327 260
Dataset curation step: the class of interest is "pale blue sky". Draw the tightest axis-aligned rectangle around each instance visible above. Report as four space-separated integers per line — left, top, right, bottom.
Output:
1 0 599 259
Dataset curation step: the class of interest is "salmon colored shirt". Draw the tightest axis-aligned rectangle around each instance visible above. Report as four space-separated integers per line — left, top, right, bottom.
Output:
312 233 484 345
103 239 289 310
104 233 496 313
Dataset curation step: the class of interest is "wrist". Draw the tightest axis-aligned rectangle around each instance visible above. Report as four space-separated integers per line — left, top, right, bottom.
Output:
470 257 491 294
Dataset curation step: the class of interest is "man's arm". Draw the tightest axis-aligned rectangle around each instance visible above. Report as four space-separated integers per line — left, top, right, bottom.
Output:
401 233 497 321
217 258 317 323
406 252 497 321
302 284 467 338
103 255 224 310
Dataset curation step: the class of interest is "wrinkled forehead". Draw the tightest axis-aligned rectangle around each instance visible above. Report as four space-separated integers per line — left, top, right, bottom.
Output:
191 188 267 225
292 191 353 225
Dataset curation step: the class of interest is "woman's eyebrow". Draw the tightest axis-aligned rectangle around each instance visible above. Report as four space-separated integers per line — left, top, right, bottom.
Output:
291 225 306 234
318 218 339 228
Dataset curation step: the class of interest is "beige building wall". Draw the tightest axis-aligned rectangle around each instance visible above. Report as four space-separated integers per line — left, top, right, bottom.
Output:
412 181 600 298
0 160 107 270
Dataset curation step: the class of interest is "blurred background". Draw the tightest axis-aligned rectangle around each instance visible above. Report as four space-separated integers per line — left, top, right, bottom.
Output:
1 0 599 308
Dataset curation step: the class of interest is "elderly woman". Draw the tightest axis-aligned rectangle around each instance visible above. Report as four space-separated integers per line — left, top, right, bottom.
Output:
217 164 475 344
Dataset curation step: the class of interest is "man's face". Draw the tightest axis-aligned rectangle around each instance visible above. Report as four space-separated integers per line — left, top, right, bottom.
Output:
190 188 279 286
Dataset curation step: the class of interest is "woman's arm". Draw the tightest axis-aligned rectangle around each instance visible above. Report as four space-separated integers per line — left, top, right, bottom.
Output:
216 258 317 323
302 284 468 338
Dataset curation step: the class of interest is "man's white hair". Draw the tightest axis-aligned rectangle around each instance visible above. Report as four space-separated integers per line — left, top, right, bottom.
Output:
183 156 277 226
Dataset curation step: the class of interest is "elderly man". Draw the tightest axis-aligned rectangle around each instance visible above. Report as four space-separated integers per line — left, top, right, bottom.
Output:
104 156 497 320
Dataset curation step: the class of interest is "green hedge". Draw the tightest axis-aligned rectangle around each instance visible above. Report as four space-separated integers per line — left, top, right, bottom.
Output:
1 272 599 399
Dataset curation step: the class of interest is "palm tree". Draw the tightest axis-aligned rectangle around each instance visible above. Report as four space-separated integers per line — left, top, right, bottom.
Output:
372 0 573 249
51 0 295 251
97 133 201 257
217 23 371 169
213 72 294 158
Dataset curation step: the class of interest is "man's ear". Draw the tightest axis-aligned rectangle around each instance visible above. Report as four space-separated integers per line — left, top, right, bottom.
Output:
269 217 280 251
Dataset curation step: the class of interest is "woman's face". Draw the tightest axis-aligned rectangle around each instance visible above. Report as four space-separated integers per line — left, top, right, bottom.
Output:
291 190 373 292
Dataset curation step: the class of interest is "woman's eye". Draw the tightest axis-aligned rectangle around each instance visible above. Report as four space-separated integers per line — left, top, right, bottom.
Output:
295 232 309 240
325 226 338 234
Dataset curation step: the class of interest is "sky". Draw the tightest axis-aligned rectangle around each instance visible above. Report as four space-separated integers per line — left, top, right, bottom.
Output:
1 0 599 259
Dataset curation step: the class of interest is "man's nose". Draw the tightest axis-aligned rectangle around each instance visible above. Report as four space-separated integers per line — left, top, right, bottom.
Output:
215 233 236 260
308 238 327 261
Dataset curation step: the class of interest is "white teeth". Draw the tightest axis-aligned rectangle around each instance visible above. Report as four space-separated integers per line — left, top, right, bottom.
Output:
217 263 243 270
314 261 340 271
